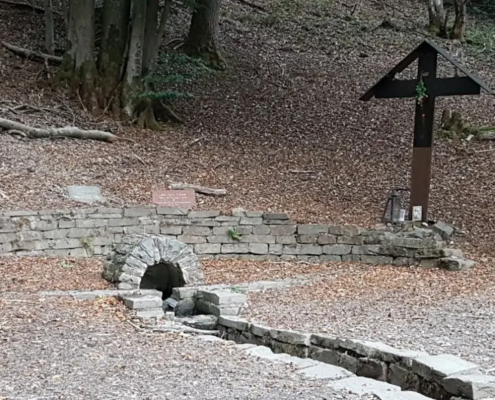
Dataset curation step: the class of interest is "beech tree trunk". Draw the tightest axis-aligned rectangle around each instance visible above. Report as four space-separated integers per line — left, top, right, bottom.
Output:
427 0 446 36
184 0 226 70
44 0 54 55
452 0 467 40
56 0 173 129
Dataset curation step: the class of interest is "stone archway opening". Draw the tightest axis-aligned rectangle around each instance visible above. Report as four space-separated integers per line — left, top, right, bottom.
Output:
103 235 204 296
139 261 186 299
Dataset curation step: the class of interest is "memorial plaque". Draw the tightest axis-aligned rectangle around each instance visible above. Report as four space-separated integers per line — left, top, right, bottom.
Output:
152 189 196 207
67 185 105 203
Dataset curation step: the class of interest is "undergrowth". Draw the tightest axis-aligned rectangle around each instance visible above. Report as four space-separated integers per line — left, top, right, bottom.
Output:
144 53 214 101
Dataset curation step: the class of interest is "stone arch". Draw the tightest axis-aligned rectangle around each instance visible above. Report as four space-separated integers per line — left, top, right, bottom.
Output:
103 235 204 296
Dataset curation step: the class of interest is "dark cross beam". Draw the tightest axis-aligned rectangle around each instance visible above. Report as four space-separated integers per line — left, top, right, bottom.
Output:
372 47 481 222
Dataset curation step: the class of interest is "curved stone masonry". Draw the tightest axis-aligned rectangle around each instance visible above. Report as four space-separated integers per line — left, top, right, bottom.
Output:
102 234 204 290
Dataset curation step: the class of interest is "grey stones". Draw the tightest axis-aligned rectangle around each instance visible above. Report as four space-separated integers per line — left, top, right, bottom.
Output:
437 257 476 271
67 185 105 203
103 234 204 289
328 377 401 395
196 289 246 317
410 354 480 381
432 221 455 240
122 294 162 309
177 315 218 330
442 374 495 399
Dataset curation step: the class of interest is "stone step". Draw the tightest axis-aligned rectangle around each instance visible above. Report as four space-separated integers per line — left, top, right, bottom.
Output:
296 363 355 380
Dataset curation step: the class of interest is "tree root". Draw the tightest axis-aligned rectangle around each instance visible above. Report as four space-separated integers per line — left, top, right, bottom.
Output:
2 41 62 64
0 117 127 142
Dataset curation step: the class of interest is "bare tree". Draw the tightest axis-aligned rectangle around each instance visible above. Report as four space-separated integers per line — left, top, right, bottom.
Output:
452 0 467 40
184 0 226 70
427 0 446 35
44 0 55 54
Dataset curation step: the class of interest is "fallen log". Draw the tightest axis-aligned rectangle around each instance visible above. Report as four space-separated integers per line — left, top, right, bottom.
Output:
0 117 120 142
169 183 227 196
2 41 62 64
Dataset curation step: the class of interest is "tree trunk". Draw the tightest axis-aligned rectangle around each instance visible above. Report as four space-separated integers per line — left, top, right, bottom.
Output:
56 0 176 129
184 0 226 70
44 0 55 55
452 0 467 40
427 0 446 36
58 0 99 113
98 0 131 115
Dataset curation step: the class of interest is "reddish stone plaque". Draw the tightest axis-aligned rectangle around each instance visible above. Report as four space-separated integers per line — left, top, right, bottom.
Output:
152 189 196 207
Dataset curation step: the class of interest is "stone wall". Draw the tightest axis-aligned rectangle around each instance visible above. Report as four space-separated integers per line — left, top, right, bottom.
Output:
217 315 494 400
0 206 470 268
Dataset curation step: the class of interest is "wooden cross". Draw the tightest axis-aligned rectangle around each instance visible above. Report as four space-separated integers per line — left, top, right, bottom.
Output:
360 40 492 222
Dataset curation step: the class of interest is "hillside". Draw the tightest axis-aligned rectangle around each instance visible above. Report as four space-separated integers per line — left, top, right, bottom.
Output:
1 0 495 252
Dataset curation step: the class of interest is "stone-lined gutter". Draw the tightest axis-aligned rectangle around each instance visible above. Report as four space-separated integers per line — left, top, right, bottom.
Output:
0 206 475 269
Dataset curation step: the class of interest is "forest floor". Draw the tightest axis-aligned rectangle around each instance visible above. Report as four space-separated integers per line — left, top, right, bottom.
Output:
1 0 495 254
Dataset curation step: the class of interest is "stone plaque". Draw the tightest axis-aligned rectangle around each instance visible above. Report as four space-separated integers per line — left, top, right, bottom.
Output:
67 185 105 203
152 189 196 207
412 205 422 222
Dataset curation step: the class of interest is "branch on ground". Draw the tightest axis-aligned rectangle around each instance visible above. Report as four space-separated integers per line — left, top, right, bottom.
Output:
169 183 227 196
235 0 267 12
0 117 125 142
2 42 62 64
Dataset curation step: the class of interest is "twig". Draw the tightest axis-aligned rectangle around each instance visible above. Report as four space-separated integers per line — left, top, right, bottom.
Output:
183 136 205 148
142 325 220 335
2 41 62 65
133 153 147 165
169 183 227 196
235 0 267 12
126 319 142 331
0 190 8 199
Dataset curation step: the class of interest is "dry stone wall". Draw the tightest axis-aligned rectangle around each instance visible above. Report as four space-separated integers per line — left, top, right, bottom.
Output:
0 206 471 269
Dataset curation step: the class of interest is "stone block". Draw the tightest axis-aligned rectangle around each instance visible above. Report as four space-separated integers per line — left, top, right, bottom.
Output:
269 328 310 346
298 234 319 243
283 244 322 255
221 243 249 253
215 216 241 222
67 228 96 238
323 244 352 255
160 226 182 235
109 218 140 227
191 219 219 227
276 235 296 244
253 225 270 235
207 235 234 244
388 363 416 389
263 212 289 220
352 245 380 255
270 225 297 235
437 257 476 271
160 218 191 226
92 237 113 246
297 364 355 380
195 299 240 316
329 225 364 236
58 220 76 229
89 213 122 219
269 244 283 254
198 290 247 306
123 207 157 217
194 243 221 254
125 225 160 235
123 295 163 310
240 217 262 225
172 287 197 300
432 221 454 240
218 316 250 331
249 243 269 254
182 226 211 236
250 323 271 337
156 207 188 216
356 357 387 381
245 211 264 218
321 255 343 262
298 225 329 234
442 373 495 400
2 210 39 217
50 238 82 249
442 248 464 258
339 353 358 374
310 333 338 349
338 236 364 245
213 226 253 235
361 255 393 265
188 211 220 218
308 346 340 365
410 354 479 381
177 235 207 244
0 233 16 243
240 235 275 244
318 234 337 245
232 208 245 217
328 377 401 396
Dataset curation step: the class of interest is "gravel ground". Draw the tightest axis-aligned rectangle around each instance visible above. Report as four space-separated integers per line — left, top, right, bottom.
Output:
0 295 375 400
243 263 495 371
